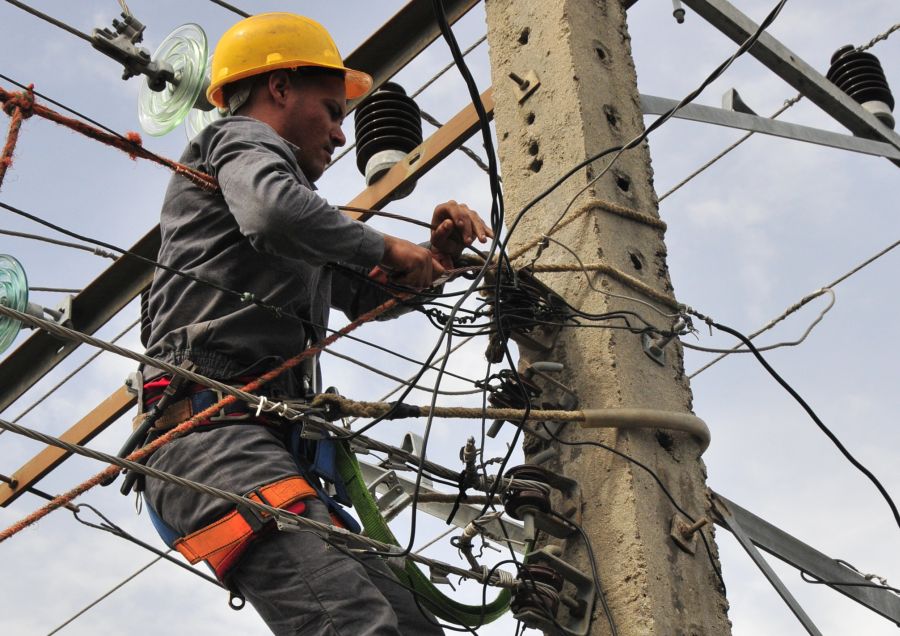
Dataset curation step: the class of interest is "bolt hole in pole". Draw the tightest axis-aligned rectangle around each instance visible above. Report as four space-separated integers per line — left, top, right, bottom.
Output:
518 27 530 45
615 174 631 192
629 252 643 270
525 112 536 125
529 158 544 173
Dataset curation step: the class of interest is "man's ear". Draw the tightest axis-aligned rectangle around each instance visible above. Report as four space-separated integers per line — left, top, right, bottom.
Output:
267 71 292 105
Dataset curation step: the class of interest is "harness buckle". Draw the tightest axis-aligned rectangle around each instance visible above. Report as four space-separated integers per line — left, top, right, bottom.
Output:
236 486 274 533
207 387 255 424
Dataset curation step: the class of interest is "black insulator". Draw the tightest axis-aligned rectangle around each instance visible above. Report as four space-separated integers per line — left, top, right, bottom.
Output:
827 45 895 129
354 83 423 195
503 464 552 520
511 582 560 618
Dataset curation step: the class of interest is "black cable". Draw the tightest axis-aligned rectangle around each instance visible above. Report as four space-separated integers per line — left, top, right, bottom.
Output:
549 510 618 636
500 0 790 255
704 318 900 537
208 0 250 17
4 0 92 43
0 199 285 317
539 423 727 591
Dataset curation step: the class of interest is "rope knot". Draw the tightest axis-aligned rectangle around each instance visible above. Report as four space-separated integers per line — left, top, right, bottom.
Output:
2 85 35 119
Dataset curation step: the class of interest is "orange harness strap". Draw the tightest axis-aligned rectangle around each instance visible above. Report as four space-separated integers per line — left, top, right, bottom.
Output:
174 476 317 576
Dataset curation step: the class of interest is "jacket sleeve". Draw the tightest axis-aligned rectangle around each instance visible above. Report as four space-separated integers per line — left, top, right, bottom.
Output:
207 119 385 268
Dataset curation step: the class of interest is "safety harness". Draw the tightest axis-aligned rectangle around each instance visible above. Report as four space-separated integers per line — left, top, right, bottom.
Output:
136 379 511 627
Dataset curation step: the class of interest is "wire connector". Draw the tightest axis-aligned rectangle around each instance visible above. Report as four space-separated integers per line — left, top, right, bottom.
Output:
91 13 175 89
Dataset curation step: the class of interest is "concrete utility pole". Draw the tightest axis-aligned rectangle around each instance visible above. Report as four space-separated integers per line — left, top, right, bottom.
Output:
484 1 732 634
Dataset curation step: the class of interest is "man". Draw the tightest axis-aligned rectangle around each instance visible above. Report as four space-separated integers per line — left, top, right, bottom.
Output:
140 13 491 635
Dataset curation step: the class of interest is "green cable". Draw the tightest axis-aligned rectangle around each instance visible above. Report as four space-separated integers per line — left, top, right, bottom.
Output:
336 441 512 626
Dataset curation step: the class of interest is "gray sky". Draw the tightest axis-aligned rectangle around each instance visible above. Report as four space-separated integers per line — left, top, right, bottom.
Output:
1 1 898 634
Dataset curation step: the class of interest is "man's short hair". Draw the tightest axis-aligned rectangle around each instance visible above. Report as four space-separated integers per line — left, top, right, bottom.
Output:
223 66 346 114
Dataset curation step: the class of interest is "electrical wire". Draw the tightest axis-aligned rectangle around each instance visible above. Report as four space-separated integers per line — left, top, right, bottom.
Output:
549 510 618 636
682 288 834 354
0 227 117 258
45 554 165 635
689 236 900 378
0 318 139 437
658 95 802 203
501 0 790 259
28 286 82 293
3 0 92 44
0 199 284 316
321 347 482 395
696 316 900 537
539 422 727 590
207 0 250 18
72 503 223 588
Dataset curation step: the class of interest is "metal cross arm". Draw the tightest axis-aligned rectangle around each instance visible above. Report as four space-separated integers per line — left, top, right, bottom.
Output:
680 0 900 168
711 491 900 628
640 94 900 162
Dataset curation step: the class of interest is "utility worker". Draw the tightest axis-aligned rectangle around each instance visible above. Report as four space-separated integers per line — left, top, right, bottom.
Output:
138 12 491 635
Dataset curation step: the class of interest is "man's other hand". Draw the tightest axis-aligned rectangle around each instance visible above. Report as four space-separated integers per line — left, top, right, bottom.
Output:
430 201 493 260
381 235 446 288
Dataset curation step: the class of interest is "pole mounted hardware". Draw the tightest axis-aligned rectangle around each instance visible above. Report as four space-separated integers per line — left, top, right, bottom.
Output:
502 464 582 542
671 0 686 24
91 13 175 89
354 82 424 200
483 266 571 362
642 317 687 366
507 70 541 104
827 45 895 130
670 514 709 554
512 546 598 636
0 254 74 355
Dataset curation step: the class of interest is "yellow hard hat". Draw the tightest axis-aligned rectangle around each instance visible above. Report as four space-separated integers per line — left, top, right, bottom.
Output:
206 12 373 109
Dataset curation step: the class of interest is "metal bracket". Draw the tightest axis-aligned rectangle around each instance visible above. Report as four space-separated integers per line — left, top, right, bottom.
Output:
357 459 527 549
514 547 597 636
367 469 412 522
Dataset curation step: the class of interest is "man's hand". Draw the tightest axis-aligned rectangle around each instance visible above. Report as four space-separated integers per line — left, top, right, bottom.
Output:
379 235 446 288
430 201 493 261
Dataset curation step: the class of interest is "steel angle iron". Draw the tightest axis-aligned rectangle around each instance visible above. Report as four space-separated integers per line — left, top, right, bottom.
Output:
827 45 895 129
354 83 423 200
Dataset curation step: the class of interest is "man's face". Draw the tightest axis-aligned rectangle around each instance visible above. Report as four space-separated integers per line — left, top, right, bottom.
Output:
281 73 347 182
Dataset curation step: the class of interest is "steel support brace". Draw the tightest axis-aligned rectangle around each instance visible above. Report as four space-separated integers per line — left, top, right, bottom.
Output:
712 493 823 635
712 492 900 627
680 0 900 168
640 94 900 162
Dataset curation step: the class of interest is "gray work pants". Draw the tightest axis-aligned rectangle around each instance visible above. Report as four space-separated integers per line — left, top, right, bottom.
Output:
144 425 444 635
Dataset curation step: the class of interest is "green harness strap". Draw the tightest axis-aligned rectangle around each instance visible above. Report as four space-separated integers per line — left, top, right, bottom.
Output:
335 440 512 626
